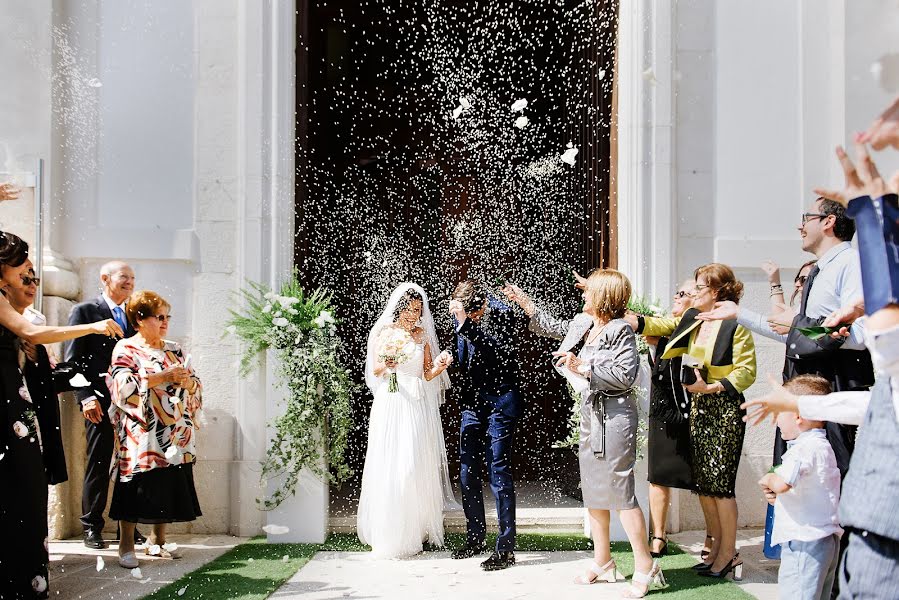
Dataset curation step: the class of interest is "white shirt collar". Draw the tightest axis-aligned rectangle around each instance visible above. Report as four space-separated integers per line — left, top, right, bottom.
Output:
815 241 851 269
102 293 126 312
785 428 827 448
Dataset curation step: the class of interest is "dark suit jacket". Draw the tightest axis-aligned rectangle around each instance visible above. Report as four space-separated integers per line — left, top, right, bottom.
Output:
454 298 522 415
63 296 136 409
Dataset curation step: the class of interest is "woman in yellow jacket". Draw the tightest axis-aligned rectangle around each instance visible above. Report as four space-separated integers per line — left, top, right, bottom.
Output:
626 263 756 581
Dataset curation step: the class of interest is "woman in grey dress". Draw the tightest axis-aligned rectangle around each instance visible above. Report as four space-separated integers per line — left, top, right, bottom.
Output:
505 269 665 598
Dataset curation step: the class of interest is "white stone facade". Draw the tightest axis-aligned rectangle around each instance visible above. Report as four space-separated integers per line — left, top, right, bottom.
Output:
2 0 897 540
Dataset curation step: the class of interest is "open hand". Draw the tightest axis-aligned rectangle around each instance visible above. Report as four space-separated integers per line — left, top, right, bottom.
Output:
449 299 467 325
813 143 888 207
0 182 20 201
761 260 781 284
823 298 865 339
696 301 738 322
684 369 717 394
573 270 588 291
740 374 799 425
857 95 899 151
501 284 535 316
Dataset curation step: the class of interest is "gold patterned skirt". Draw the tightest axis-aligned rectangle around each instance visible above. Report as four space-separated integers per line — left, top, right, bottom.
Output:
689 391 745 498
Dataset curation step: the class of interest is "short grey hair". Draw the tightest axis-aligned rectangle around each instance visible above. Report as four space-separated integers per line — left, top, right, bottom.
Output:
100 260 131 279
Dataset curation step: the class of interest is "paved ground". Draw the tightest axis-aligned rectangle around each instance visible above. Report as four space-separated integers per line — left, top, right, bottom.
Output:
274 529 779 600
48 534 243 600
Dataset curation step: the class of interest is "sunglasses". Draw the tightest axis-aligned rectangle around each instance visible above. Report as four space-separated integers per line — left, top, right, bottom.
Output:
149 314 172 323
794 274 809 285
694 284 710 292
673 290 693 299
21 276 40 286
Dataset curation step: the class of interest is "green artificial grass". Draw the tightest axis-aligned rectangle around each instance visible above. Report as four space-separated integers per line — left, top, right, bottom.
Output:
140 533 754 600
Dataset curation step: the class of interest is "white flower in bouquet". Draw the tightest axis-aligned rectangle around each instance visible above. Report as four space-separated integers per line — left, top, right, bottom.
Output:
377 327 417 393
314 310 335 328
272 317 289 327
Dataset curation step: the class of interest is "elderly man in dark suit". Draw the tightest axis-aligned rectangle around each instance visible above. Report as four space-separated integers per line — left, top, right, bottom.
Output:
65 260 144 549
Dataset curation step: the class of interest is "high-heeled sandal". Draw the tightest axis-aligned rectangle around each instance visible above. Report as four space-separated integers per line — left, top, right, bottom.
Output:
621 561 667 598
700 534 714 560
697 553 743 580
573 558 620 585
649 536 668 558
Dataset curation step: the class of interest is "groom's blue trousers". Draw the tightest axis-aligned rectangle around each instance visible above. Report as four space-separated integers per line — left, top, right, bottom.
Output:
459 391 519 553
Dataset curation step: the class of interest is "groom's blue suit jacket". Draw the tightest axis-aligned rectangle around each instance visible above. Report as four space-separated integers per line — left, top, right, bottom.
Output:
454 298 523 418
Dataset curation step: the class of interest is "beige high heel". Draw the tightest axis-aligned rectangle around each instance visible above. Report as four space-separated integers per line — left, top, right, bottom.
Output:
573 558 620 585
621 560 667 598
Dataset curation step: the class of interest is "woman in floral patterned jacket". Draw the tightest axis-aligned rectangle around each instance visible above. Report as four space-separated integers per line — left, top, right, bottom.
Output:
107 290 202 570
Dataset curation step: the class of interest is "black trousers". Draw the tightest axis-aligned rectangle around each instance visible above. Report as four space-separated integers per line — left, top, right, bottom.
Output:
80 413 114 532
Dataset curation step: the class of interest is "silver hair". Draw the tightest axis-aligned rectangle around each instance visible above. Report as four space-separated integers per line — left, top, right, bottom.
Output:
100 260 130 279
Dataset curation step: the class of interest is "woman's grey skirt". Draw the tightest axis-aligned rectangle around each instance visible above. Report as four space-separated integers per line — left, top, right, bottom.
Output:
578 392 639 510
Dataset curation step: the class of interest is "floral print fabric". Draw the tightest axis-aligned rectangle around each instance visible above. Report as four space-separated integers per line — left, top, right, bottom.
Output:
108 339 202 481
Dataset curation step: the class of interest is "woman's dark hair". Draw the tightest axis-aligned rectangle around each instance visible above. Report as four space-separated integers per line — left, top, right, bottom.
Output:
0 231 29 268
393 288 423 321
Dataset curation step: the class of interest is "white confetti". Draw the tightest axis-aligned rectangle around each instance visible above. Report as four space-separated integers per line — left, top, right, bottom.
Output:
177 586 188 596
458 96 471 109
96 556 105 571
282 554 290 562
147 544 161 556
642 67 657 85
87 77 103 88
598 68 606 80
165 446 178 459
514 116 529 129
262 524 290 535
451 105 464 120
510 98 528 112
561 146 579 166
131 567 143 579
32 575 47 593
162 542 179 552
69 373 90 387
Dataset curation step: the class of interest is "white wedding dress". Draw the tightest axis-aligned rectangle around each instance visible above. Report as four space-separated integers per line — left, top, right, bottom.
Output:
358 284 458 559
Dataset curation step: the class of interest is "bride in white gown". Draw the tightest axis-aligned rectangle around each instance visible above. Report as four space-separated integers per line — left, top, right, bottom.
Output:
358 283 460 558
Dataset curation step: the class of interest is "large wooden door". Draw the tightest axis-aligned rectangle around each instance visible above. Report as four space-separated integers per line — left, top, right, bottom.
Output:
296 0 617 495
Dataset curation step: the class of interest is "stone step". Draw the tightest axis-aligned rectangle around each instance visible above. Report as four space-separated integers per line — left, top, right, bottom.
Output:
329 508 585 534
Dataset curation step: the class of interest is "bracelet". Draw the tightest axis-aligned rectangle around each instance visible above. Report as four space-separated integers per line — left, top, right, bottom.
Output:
769 284 783 292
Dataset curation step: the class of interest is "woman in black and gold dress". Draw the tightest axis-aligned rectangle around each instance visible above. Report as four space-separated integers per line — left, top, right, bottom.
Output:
628 263 756 580
0 231 123 599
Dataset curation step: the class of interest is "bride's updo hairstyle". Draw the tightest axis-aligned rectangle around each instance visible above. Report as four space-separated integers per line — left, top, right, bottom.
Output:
694 263 744 304
392 288 423 321
584 268 632 320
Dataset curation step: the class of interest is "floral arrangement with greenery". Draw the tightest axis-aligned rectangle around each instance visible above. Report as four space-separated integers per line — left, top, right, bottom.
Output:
626 295 664 355
226 270 356 509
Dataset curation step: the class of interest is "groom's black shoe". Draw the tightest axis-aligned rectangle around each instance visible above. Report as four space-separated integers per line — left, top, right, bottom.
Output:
451 543 488 559
480 551 515 571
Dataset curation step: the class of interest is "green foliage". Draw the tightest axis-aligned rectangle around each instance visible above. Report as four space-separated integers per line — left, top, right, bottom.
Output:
225 269 356 509
552 384 581 450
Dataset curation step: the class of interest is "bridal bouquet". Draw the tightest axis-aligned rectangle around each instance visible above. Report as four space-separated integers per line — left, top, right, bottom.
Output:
377 327 417 392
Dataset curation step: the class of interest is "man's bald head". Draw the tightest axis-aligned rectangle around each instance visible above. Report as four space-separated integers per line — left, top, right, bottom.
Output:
100 260 135 305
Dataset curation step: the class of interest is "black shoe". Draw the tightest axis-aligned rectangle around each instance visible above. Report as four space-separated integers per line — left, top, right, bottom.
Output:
83 529 107 550
697 554 743 580
480 551 515 571
451 543 488 560
692 561 714 572
133 529 147 545
650 536 668 558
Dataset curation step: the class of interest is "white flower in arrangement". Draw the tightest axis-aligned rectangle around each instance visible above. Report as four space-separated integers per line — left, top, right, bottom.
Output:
274 311 282 318
459 96 471 109
314 310 335 328
264 292 276 300
560 145 579 166
272 317 289 327
69 373 90 388
514 116 529 129
13 421 29 438
511 98 528 112
288 308 298 315
278 296 299 309
262 304 273 314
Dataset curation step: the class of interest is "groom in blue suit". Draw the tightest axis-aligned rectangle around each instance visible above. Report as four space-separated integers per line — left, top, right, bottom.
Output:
449 280 523 571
